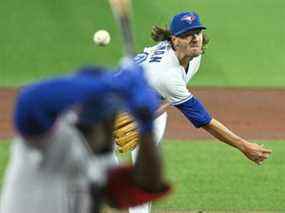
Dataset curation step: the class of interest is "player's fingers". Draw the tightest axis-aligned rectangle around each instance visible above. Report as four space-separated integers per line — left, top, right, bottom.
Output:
256 158 262 164
257 151 269 158
259 155 267 161
255 154 267 164
262 153 271 159
255 152 271 164
253 157 262 165
262 149 272 154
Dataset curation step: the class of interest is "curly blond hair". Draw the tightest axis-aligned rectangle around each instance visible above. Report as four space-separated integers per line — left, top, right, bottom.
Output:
150 25 209 53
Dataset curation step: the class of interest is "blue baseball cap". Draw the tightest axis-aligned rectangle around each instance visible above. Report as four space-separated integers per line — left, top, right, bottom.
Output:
170 11 206 37
78 95 122 125
75 66 122 125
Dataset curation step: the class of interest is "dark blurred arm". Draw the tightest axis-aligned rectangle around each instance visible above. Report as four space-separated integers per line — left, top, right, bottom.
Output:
103 110 170 209
132 130 163 192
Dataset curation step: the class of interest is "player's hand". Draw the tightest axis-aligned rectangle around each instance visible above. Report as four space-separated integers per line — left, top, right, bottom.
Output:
241 142 272 165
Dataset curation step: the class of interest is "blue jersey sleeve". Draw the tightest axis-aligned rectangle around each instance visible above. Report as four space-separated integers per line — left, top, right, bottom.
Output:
175 97 212 128
14 74 115 136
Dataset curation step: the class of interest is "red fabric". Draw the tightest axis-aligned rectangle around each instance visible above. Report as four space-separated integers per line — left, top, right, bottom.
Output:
105 166 171 209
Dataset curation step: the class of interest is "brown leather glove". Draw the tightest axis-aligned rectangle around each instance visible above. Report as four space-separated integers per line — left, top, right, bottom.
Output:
114 112 139 153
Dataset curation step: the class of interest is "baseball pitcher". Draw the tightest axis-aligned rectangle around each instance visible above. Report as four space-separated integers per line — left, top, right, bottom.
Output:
113 11 272 213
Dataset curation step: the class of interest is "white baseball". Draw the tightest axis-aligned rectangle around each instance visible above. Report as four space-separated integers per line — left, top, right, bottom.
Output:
93 30 111 46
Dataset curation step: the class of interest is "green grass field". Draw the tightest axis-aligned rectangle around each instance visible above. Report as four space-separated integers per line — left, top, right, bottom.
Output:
1 0 284 212
1 0 285 87
0 142 10 186
0 140 284 212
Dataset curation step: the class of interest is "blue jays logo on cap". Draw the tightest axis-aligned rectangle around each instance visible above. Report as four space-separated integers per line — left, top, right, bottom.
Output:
170 11 206 37
181 14 196 24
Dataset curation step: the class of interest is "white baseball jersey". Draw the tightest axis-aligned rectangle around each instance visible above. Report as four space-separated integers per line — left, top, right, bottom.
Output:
130 41 202 213
0 116 117 213
135 41 201 105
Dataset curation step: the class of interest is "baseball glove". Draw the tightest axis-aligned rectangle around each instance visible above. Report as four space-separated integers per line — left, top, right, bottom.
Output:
114 112 139 153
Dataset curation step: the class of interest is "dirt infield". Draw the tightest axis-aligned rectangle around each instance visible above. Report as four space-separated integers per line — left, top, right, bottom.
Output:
165 87 285 140
0 88 17 139
1 87 285 140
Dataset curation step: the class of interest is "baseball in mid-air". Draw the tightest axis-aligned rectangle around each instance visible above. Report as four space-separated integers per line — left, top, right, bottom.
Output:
93 30 111 46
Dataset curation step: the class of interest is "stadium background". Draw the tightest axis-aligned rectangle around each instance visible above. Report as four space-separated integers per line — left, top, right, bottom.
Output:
0 0 285 212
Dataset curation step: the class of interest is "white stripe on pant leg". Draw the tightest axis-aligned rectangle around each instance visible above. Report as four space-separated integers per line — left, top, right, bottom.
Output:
153 112 168 145
131 112 167 162
112 149 120 164
130 112 167 213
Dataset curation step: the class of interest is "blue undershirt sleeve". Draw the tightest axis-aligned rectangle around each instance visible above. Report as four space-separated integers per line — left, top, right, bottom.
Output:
14 75 114 136
174 96 212 128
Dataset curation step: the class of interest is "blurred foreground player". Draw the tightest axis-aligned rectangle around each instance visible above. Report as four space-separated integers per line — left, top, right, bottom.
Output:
0 61 170 213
